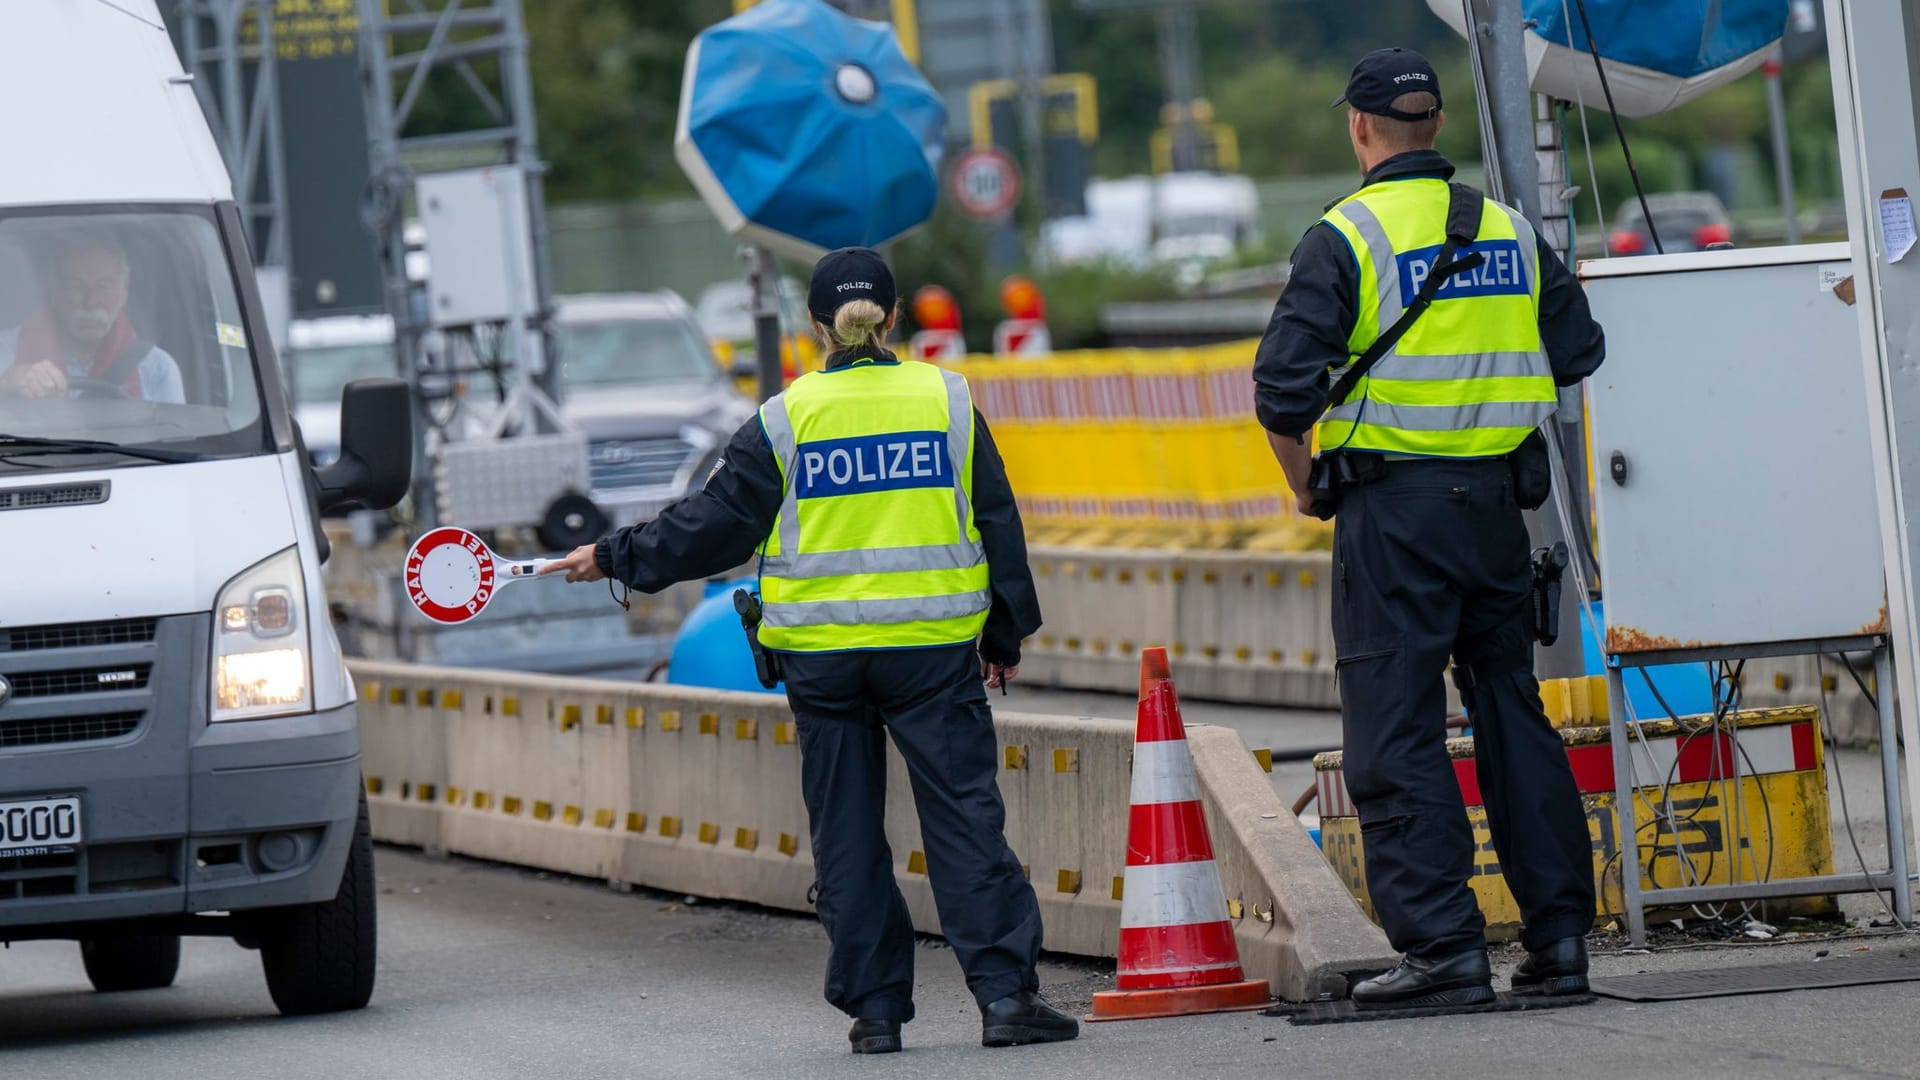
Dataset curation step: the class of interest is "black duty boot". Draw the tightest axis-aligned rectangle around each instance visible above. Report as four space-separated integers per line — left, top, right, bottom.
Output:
849 1018 901 1054
1351 949 1494 1010
981 991 1080 1047
1511 936 1589 996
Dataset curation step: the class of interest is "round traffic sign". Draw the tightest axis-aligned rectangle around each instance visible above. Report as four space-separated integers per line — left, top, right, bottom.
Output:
950 148 1023 220
404 527 552 625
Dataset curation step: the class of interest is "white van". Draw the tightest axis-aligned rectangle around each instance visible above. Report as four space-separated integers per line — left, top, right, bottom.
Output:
0 0 410 1014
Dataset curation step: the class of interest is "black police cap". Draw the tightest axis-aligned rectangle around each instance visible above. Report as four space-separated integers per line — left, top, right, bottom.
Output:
1332 48 1443 121
807 247 897 327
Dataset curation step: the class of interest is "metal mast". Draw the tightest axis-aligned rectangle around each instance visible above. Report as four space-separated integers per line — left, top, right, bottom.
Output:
354 0 559 528
175 1 292 329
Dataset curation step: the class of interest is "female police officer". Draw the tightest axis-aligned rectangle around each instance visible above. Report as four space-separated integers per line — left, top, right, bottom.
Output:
542 248 1078 1054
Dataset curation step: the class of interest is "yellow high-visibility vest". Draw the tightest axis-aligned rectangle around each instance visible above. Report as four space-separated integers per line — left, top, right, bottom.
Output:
756 357 989 652
1316 177 1556 457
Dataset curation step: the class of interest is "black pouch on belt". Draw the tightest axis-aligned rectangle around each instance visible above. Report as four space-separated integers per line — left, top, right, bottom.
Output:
1508 428 1553 511
1305 455 1340 521
1527 542 1570 646
1305 452 1388 521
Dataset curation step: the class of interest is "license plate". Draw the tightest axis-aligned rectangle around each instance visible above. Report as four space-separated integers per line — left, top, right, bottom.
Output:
0 797 82 854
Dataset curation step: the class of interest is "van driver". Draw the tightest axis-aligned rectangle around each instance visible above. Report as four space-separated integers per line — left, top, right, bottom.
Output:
0 235 185 404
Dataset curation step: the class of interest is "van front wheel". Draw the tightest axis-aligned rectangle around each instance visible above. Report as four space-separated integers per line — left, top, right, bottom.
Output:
258 792 377 1016
80 933 181 992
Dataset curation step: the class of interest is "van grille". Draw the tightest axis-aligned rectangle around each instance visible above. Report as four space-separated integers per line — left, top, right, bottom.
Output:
6 666 151 698
0 481 109 512
0 619 157 653
0 617 162 753
0 712 143 748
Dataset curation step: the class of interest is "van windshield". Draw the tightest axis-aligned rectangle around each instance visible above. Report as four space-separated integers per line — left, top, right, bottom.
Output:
0 208 268 467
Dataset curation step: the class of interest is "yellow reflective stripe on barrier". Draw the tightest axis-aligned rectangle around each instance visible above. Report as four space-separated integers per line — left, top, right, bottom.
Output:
946 343 1304 544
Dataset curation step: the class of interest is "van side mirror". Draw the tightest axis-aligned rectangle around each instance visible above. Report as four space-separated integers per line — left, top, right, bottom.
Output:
315 378 413 513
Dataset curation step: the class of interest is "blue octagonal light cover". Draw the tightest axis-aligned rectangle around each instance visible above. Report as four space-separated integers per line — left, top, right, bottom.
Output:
675 0 949 261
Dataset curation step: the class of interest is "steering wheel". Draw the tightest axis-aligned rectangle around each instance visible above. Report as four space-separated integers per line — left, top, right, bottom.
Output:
63 377 132 401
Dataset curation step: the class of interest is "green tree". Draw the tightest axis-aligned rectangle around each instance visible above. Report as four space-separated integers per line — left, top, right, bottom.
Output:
525 0 730 200
1209 51 1484 179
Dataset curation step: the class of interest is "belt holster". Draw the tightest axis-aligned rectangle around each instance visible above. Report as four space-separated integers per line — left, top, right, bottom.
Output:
1528 542 1570 647
732 588 784 689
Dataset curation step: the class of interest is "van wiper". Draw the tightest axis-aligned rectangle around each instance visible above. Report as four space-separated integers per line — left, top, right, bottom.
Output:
0 435 203 464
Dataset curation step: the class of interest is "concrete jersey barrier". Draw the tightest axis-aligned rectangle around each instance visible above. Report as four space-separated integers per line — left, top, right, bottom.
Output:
1013 547 1876 743
350 660 1394 1001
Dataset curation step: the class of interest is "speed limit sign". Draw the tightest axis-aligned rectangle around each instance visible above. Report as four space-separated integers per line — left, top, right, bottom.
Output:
950 148 1023 220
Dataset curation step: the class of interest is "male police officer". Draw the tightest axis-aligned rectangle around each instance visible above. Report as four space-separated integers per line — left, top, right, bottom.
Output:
542 248 1079 1053
1254 49 1606 1008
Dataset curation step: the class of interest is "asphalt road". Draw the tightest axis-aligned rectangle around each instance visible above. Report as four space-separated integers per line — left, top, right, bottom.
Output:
1 847 1918 1079
2 685 1915 1077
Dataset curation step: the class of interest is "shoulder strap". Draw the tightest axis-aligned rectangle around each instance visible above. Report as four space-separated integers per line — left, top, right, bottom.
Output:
1325 182 1489 411
100 337 154 391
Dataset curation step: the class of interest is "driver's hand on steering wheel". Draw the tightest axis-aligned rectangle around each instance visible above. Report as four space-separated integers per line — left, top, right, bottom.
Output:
0 360 67 400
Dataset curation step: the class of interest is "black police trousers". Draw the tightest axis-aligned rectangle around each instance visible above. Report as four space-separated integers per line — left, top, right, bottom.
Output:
783 643 1043 1022
1332 457 1595 958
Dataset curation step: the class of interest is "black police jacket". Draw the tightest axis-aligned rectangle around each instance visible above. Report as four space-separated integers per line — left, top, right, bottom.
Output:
592 348 1043 665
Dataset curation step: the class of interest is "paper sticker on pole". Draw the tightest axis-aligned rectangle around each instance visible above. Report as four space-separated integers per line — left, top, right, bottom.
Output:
951 147 1023 220
404 527 554 625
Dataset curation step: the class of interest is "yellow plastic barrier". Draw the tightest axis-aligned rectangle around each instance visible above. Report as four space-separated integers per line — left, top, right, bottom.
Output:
949 343 1328 550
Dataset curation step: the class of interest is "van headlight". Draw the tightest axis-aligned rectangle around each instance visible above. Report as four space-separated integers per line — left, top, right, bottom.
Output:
212 547 312 721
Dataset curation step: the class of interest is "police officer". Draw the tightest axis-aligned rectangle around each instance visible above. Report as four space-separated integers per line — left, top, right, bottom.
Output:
1254 49 1606 1008
542 248 1079 1053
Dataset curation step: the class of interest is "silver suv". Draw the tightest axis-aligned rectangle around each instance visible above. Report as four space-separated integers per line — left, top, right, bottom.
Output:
553 292 755 521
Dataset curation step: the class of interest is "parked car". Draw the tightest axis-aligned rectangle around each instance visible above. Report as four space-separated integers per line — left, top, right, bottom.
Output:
552 292 756 521
1606 192 1734 256
693 276 820 395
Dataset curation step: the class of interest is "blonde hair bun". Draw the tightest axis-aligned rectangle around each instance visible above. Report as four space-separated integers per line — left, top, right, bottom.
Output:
830 298 889 349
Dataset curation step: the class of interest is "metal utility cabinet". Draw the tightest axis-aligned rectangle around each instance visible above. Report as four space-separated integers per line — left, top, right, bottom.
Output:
1583 243 1911 943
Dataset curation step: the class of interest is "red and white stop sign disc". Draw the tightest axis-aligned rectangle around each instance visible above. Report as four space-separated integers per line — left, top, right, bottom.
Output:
405 527 504 624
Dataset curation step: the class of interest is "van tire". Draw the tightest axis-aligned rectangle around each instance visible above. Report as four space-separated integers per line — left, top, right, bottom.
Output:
80 933 181 992
259 792 377 1016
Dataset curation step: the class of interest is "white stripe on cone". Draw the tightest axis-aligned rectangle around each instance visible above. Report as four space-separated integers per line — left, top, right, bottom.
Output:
1118 860 1236 930
1124 956 1245 978
1130 739 1202 806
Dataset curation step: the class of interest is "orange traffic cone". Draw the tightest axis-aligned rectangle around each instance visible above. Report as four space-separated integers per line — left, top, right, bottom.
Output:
1089 647 1272 1021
